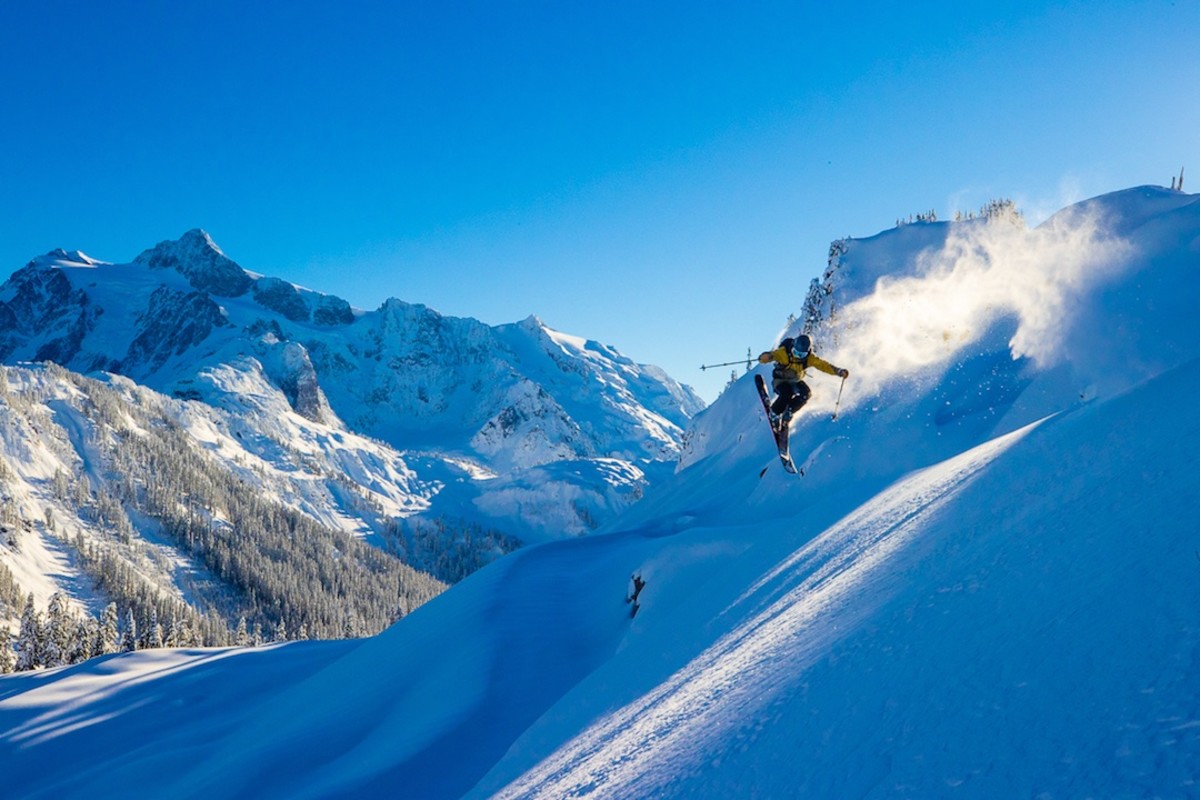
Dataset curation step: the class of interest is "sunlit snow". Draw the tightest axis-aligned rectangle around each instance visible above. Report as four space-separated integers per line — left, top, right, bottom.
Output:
2 186 1197 799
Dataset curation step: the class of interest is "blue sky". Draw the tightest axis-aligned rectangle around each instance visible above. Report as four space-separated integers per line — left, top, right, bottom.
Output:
2 0 1196 402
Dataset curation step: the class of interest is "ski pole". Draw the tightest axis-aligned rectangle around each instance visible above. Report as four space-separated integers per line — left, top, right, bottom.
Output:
831 376 846 421
699 359 751 372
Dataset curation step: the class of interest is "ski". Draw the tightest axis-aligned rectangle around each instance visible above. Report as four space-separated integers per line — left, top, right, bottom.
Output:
755 375 797 474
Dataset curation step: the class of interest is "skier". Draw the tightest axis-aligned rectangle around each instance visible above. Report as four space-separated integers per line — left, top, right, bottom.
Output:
758 335 848 429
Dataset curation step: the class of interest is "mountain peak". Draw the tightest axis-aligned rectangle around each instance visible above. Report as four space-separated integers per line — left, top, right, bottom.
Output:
180 227 222 253
134 229 253 297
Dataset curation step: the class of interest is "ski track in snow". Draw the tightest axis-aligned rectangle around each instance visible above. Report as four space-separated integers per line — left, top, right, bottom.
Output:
495 421 1042 798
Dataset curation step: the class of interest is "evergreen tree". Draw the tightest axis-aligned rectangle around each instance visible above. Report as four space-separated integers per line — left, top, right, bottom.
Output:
234 616 249 647
70 617 97 665
99 603 120 655
0 561 22 614
120 609 138 653
144 608 164 649
0 628 14 674
16 594 42 671
177 618 196 647
44 592 73 668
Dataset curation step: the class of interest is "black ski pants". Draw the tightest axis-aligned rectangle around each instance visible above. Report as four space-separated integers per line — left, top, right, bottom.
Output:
771 379 811 418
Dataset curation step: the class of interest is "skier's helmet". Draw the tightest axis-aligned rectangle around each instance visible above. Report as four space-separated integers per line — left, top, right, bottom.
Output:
791 335 812 358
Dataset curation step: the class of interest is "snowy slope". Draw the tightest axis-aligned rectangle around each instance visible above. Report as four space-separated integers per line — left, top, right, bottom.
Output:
0 363 446 639
674 185 1198 515
1 186 1197 798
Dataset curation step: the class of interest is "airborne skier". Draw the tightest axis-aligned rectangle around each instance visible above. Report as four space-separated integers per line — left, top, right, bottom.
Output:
754 335 848 473
759 335 848 428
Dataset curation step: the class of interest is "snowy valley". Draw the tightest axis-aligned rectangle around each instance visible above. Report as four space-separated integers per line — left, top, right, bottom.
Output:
1 185 1198 798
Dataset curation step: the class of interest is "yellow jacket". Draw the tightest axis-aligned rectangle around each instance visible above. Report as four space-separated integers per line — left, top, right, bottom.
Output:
758 346 842 383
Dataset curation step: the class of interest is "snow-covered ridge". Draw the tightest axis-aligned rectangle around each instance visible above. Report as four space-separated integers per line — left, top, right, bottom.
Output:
2 230 702 465
677 186 1199 493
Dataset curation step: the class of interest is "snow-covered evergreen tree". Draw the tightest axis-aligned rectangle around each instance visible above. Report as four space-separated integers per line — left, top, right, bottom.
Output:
978 197 1024 226
178 618 197 647
0 626 15 674
121 609 138 653
143 608 164 650
16 594 42 670
44 592 73 668
0 628 13 673
0 561 21 614
99 603 120 655
69 616 98 664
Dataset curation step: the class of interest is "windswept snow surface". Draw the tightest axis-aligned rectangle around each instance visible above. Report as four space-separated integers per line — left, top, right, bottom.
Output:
1 186 1198 798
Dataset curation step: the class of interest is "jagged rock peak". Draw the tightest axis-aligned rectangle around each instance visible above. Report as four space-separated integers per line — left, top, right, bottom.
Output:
378 297 431 315
514 314 557 346
376 297 449 335
134 229 253 298
138 228 224 260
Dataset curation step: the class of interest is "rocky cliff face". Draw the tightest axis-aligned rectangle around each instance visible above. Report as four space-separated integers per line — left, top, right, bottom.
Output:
123 286 232 378
134 228 254 297
0 261 94 364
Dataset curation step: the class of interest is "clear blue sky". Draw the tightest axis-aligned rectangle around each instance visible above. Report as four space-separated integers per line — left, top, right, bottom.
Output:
2 0 1196 402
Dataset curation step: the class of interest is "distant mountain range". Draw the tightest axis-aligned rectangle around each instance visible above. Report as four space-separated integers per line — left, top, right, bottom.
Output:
0 230 704 638
2 229 702 463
